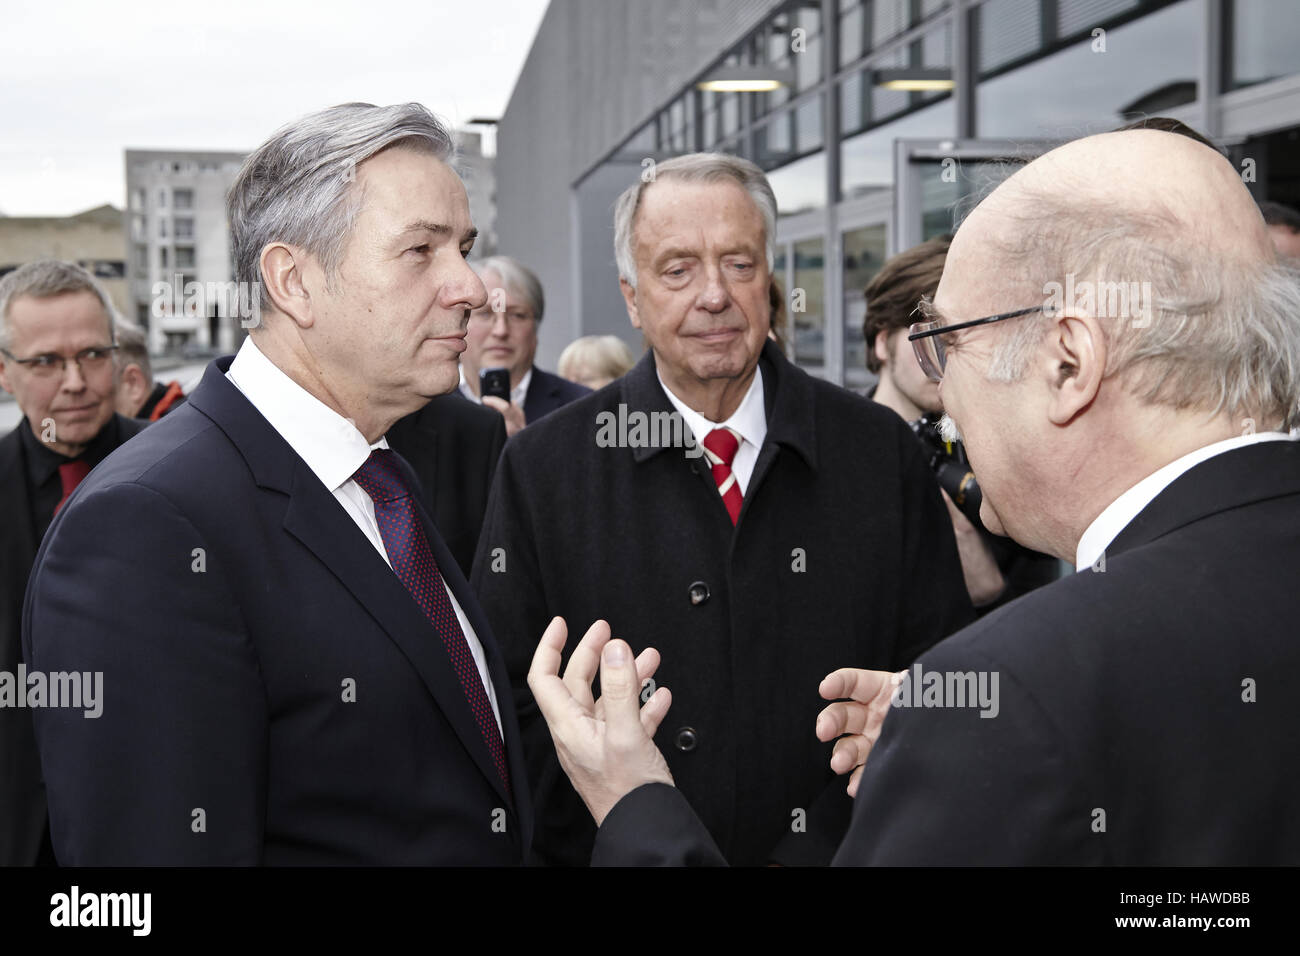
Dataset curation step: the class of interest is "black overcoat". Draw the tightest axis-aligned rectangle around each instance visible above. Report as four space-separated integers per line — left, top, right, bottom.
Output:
473 340 973 865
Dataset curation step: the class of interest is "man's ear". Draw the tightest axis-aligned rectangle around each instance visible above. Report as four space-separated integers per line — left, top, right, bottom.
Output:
261 243 314 329
872 331 891 369
619 277 641 330
116 363 149 416
1044 311 1105 426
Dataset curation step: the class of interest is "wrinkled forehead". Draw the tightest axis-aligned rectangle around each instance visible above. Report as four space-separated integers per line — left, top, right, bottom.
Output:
933 213 1009 322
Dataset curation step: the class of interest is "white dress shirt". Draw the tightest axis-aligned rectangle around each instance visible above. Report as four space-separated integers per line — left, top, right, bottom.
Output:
1075 430 1299 571
459 366 531 407
657 366 767 494
226 338 502 732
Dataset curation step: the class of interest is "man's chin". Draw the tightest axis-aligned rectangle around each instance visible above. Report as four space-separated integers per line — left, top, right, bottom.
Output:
979 497 1008 537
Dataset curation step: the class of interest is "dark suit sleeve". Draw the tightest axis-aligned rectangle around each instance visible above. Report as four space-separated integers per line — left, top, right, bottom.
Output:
834 640 1096 865
592 784 726 866
23 483 268 865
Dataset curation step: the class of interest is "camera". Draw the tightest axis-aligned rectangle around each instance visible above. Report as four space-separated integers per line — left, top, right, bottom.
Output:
909 412 983 527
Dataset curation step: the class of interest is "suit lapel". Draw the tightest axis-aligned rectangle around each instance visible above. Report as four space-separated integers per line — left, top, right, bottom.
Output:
189 358 516 808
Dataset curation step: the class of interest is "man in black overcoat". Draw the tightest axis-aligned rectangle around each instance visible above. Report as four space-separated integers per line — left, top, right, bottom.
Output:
473 153 973 865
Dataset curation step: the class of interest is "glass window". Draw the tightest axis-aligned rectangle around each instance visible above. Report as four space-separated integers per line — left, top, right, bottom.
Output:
796 94 824 153
841 1 866 66
769 151 827 216
160 246 169 268
174 218 194 240
158 188 167 207
173 188 193 210
1057 0 1140 36
841 96 954 198
175 246 196 269
794 30 822 91
792 237 826 366
1229 0 1300 90
977 0 1042 75
842 224 887 376
757 111 795 168
721 93 740 137
977 0 1199 138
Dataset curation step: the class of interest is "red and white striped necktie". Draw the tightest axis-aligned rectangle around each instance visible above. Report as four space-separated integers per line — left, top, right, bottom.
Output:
702 427 744 524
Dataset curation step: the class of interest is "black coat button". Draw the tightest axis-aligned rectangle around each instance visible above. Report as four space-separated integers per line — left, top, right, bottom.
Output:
688 581 710 605
675 726 698 752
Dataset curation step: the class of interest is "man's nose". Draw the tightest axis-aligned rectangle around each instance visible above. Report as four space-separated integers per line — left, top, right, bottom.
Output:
60 358 88 391
449 261 488 316
697 267 729 312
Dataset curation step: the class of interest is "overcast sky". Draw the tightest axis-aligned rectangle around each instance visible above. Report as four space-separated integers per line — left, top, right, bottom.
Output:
0 0 549 216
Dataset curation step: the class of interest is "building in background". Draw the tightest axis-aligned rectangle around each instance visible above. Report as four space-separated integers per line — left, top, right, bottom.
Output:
124 149 247 356
0 204 128 315
458 129 498 257
496 0 1300 387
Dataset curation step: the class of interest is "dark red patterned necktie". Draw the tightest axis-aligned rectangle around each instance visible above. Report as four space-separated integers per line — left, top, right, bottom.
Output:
351 449 509 793
702 427 744 524
55 459 91 516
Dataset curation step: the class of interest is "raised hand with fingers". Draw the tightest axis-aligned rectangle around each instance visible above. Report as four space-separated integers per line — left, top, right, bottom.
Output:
527 617 675 825
816 667 902 798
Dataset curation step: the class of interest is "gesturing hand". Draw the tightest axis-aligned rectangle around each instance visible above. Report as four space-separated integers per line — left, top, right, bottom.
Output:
815 667 902 798
527 617 675 826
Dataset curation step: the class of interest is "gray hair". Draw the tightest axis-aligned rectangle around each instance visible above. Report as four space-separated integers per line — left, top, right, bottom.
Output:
471 255 545 321
228 102 456 315
613 152 777 289
984 189 1300 429
113 315 152 381
0 259 116 351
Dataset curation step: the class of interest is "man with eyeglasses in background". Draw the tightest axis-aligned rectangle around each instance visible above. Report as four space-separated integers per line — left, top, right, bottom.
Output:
458 256 588 437
0 259 146 866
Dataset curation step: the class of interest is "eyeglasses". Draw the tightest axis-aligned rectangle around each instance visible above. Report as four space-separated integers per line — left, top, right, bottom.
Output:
469 308 535 327
908 305 1045 382
0 345 120 380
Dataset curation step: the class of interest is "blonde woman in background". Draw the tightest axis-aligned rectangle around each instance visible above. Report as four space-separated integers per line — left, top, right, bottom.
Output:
557 334 636 390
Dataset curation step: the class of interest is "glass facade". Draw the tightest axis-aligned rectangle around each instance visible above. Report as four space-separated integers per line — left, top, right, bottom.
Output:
577 0 1300 385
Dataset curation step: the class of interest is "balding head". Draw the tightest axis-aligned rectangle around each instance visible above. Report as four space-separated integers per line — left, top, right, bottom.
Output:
932 129 1300 560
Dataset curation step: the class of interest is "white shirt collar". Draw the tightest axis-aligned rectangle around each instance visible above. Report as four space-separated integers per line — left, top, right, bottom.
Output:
225 336 387 494
458 365 532 407
656 364 767 452
1075 430 1298 570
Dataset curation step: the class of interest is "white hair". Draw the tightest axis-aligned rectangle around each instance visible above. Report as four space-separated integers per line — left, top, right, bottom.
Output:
471 255 545 321
985 190 1300 429
613 152 777 289
228 102 455 314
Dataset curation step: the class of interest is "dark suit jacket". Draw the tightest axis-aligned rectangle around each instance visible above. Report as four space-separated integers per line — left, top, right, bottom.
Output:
0 413 145 867
387 394 507 577
473 340 973 866
592 438 1300 865
522 367 589 425
22 358 532 865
